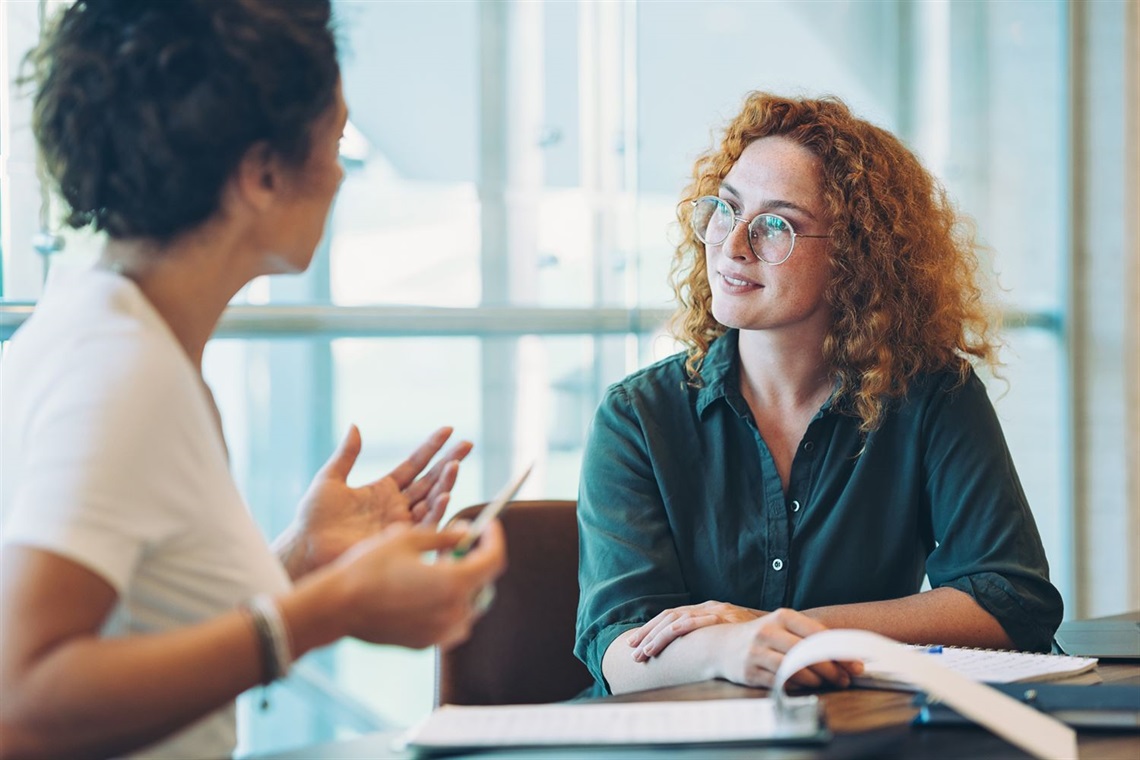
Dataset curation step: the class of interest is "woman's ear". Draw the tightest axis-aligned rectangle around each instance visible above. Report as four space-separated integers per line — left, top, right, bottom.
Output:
232 141 279 212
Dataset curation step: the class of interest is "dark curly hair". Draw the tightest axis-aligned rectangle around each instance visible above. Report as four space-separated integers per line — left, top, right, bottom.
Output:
23 0 339 240
671 92 1001 432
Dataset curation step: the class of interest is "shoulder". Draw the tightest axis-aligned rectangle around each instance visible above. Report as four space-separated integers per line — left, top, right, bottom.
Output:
600 350 692 411
10 271 201 440
586 350 694 453
883 364 1001 442
896 365 989 411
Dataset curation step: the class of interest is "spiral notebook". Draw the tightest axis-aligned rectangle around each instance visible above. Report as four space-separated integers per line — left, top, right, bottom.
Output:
854 644 1099 691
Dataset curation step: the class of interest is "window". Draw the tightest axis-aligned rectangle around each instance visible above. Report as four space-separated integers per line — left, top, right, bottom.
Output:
2 1 1135 757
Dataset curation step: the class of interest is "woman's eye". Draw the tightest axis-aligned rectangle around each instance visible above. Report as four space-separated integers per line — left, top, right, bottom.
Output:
764 216 789 232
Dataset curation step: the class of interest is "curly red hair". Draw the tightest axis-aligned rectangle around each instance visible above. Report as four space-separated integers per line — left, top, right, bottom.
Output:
670 92 1000 432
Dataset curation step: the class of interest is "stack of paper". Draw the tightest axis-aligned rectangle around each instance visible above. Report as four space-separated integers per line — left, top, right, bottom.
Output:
854 644 1098 690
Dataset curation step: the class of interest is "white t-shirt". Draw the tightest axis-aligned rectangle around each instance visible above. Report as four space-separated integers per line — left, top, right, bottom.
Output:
0 267 292 759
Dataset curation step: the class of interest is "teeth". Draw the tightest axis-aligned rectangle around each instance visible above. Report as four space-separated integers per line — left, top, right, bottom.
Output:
722 274 752 287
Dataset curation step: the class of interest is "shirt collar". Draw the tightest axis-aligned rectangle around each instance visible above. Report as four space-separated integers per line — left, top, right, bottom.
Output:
694 328 844 420
695 329 741 418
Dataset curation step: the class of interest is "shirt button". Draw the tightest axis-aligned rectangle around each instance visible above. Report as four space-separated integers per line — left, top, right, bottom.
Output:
803 441 815 452
791 500 801 512
771 558 784 571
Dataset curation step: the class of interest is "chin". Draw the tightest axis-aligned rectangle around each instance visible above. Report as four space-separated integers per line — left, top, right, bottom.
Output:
710 304 753 331
265 251 316 275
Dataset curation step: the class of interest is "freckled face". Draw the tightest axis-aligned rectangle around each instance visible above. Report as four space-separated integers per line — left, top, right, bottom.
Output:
705 136 833 342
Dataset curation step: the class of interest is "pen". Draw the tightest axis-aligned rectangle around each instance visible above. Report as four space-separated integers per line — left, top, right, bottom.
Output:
451 462 533 558
924 645 943 654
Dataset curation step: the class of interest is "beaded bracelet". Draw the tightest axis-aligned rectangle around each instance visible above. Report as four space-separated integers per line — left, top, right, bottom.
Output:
242 594 293 684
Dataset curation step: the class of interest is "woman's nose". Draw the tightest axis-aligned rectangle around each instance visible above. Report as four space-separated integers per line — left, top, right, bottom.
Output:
722 220 755 261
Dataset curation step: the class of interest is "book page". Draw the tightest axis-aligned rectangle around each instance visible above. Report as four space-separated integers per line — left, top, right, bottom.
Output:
775 629 1077 760
406 698 821 750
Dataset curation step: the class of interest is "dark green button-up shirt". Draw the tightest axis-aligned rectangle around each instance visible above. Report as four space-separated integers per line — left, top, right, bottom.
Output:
574 330 1062 693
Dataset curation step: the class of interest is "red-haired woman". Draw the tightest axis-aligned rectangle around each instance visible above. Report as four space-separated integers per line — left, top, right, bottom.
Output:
574 92 1062 696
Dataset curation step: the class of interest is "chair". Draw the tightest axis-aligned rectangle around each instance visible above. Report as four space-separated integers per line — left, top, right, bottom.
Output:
435 499 595 706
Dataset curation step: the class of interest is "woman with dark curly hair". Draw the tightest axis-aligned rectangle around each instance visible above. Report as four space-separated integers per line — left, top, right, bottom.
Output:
0 1 504 758
574 92 1062 696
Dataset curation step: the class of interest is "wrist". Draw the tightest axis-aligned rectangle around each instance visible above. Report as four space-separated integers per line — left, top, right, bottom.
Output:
273 522 309 580
708 620 750 683
277 566 352 656
242 595 294 683
800 606 832 625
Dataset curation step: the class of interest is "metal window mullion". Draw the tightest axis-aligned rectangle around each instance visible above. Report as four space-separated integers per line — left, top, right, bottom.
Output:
1064 0 1089 620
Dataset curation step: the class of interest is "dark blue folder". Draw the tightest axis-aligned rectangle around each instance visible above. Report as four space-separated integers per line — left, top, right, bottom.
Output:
914 682 1140 730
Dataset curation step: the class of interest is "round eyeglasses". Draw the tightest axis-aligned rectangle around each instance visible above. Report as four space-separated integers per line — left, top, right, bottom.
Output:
689 196 829 265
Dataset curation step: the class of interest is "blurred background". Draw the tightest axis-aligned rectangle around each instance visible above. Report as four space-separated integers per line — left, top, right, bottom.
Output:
1 0 1137 756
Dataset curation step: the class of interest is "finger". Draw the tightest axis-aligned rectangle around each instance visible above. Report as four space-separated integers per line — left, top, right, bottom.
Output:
321 425 363 481
403 439 471 504
632 612 678 660
397 524 469 553
387 427 453 490
775 608 830 639
788 666 825 688
748 648 823 689
420 491 450 527
628 609 678 648
637 613 721 660
753 640 844 688
415 460 459 517
627 624 649 648
805 660 850 686
410 501 430 523
839 660 864 676
635 615 685 659
452 520 506 585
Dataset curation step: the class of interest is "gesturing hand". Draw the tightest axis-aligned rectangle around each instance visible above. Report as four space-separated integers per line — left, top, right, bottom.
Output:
333 521 507 650
630 601 765 661
275 425 473 579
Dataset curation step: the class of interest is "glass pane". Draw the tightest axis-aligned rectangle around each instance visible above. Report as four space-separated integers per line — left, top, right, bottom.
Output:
944 0 1066 314
329 1 480 308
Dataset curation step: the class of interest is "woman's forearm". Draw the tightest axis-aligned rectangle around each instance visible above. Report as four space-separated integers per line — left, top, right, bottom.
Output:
601 625 731 695
1 571 346 760
803 587 1014 649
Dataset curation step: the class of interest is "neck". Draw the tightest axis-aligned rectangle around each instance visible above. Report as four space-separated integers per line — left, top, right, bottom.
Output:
100 224 256 369
735 324 833 412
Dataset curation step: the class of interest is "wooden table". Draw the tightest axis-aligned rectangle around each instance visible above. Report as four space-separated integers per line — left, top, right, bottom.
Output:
261 662 1140 759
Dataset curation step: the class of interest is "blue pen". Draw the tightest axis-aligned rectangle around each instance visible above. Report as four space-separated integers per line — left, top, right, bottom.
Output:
925 645 943 654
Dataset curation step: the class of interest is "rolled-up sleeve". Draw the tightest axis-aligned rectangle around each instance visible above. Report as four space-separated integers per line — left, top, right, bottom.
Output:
921 373 1063 652
574 384 691 692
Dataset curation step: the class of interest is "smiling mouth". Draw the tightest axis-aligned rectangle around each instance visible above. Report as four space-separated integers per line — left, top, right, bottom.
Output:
719 272 762 288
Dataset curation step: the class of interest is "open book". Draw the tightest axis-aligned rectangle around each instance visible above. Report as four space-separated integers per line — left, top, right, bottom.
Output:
403 630 1080 760
854 644 1099 691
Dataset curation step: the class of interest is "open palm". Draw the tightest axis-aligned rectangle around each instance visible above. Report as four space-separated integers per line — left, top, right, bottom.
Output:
275 425 473 579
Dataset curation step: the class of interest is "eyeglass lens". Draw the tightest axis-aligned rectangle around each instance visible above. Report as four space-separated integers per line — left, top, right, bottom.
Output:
691 197 794 263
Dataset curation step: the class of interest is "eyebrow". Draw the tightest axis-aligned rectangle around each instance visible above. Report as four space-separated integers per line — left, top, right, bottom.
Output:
719 181 819 221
